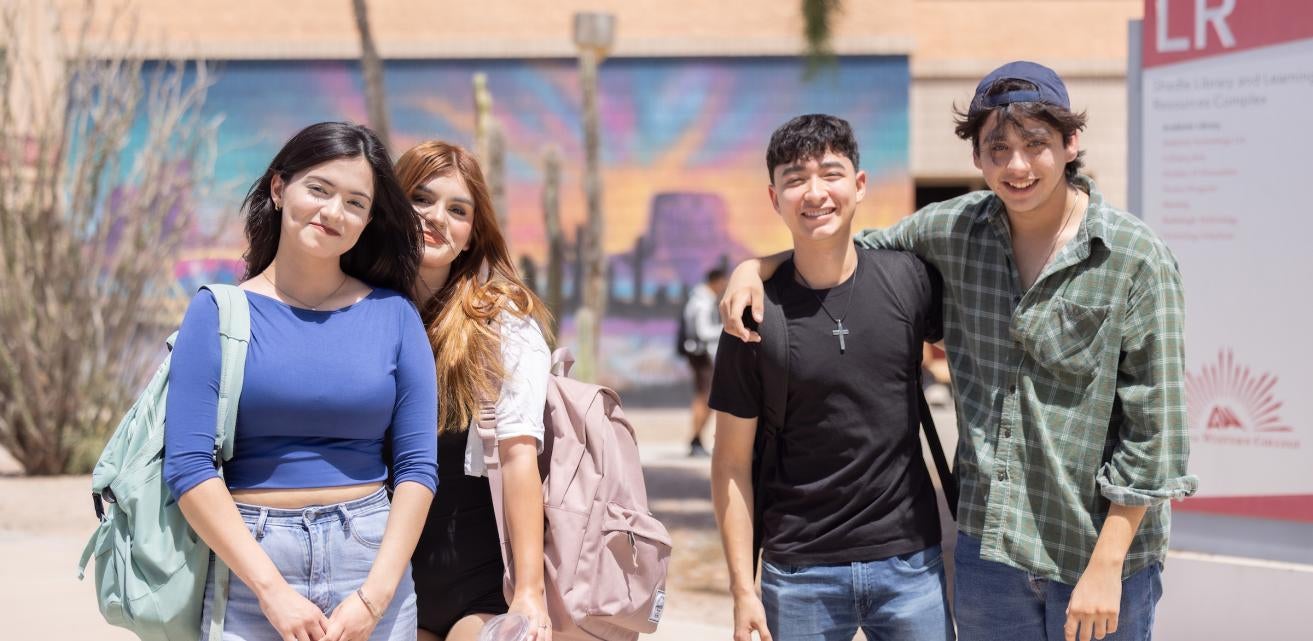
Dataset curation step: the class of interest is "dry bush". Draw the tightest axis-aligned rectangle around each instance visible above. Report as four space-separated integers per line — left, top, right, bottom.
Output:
0 2 217 474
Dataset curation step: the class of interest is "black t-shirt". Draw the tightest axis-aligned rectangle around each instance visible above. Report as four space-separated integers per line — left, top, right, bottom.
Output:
709 248 944 565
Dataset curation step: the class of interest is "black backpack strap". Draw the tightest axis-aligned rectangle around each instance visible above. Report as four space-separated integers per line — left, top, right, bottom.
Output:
917 375 958 521
752 268 790 577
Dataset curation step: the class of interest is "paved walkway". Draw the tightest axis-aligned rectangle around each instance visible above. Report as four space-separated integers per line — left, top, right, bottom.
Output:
0 409 744 640
1 405 965 640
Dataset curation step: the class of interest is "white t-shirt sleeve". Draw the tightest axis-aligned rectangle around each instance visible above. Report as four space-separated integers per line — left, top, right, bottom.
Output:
464 311 551 477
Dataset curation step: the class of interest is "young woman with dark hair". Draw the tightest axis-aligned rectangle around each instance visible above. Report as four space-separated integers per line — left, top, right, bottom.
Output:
164 121 438 641
394 141 555 641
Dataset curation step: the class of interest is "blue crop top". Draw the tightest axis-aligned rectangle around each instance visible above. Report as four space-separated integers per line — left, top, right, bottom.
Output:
163 288 438 499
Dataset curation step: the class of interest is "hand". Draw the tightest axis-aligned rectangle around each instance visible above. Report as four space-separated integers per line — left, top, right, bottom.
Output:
719 259 766 343
257 582 329 641
1065 561 1122 641
731 594 773 641
320 589 384 641
509 590 552 641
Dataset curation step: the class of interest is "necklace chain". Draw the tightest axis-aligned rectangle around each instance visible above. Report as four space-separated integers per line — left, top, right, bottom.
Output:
262 271 349 311
1041 188 1082 269
794 262 858 325
795 264 857 354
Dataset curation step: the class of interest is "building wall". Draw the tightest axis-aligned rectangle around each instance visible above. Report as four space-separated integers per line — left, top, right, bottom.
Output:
55 0 1141 205
28 0 1145 400
59 0 1139 61
147 56 912 402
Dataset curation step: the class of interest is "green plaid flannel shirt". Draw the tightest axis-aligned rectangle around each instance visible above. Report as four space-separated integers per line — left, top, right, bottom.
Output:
857 175 1198 584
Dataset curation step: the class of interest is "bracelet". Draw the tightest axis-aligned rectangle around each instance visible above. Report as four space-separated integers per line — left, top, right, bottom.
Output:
356 588 384 621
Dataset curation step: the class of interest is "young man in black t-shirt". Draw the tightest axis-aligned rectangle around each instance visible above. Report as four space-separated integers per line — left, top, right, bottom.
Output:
709 114 952 641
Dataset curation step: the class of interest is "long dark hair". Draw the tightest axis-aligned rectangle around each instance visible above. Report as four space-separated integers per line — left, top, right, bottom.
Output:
240 122 421 293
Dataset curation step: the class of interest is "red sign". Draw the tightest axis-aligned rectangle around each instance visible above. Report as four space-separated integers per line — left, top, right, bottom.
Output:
1143 0 1313 68
1176 494 1313 522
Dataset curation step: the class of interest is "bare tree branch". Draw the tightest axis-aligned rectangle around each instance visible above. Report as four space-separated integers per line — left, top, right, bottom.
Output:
0 1 218 474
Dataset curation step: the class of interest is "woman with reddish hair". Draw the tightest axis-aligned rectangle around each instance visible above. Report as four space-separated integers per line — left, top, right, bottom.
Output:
395 141 555 641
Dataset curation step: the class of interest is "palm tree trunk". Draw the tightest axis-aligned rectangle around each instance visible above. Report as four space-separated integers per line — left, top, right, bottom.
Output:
352 0 391 149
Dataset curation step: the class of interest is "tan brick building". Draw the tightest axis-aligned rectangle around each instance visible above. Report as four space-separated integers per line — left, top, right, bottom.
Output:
38 0 1142 207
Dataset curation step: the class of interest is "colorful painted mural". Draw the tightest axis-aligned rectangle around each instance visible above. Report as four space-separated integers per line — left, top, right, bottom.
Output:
148 56 911 404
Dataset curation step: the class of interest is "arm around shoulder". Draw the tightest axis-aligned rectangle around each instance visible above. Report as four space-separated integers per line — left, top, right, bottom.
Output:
720 250 791 343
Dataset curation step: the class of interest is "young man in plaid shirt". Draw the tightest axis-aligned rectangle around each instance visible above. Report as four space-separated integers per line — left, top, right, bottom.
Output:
720 61 1198 641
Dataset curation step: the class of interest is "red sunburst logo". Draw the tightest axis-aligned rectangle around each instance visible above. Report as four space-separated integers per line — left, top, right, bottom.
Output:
1186 349 1292 433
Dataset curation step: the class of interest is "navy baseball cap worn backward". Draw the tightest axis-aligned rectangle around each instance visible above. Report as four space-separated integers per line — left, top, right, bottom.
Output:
969 60 1070 115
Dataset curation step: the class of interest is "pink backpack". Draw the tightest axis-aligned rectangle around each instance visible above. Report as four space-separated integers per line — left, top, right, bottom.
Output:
477 348 673 641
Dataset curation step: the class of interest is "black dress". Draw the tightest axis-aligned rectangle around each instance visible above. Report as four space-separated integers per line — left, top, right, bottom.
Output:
412 427 509 636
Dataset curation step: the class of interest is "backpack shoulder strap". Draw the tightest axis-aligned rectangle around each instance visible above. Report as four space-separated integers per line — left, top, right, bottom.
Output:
751 266 790 576
197 283 250 641
757 273 789 433
476 400 510 562
201 284 250 464
915 369 958 521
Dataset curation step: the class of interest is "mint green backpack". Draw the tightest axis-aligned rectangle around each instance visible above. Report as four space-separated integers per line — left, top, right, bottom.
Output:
77 284 249 641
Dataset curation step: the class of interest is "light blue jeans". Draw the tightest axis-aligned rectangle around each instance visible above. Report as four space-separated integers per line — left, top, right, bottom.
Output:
953 532 1163 641
761 545 954 641
201 488 417 641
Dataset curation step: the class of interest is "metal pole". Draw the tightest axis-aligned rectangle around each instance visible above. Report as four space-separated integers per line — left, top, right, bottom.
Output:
574 45 605 382
1127 19 1144 218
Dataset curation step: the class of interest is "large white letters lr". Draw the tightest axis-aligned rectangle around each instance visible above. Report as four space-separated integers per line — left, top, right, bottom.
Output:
1156 0 1239 53
1196 0 1237 49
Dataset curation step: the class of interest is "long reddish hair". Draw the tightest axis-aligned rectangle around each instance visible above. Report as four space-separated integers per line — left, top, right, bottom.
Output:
395 141 554 434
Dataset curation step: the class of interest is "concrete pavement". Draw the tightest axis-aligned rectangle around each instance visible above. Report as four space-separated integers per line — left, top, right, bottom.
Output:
5 405 1305 640
0 409 733 641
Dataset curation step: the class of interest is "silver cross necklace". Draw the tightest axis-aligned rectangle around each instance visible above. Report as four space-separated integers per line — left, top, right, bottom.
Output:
794 264 858 354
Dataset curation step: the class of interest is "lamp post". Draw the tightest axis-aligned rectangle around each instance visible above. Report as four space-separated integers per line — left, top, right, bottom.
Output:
572 12 615 383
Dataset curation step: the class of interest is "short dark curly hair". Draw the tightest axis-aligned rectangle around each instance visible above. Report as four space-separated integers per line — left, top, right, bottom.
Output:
766 114 859 183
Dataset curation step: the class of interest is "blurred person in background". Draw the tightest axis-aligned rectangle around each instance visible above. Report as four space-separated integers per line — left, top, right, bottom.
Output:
680 267 727 457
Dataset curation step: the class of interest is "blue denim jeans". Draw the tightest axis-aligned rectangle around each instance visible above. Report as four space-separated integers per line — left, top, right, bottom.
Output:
761 545 954 641
201 488 418 641
953 533 1162 641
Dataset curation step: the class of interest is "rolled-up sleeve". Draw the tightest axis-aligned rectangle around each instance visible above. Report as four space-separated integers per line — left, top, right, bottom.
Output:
389 302 439 493
1097 252 1199 506
464 313 551 477
492 314 550 445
